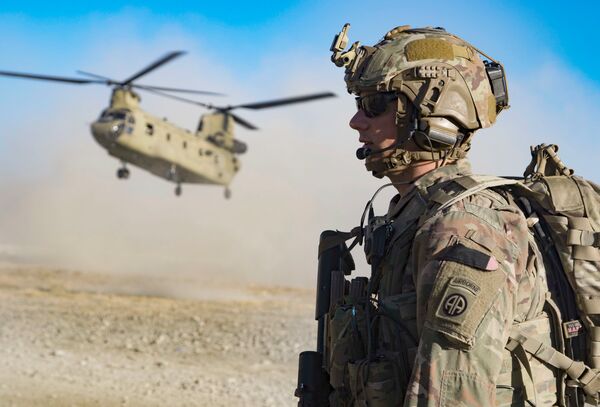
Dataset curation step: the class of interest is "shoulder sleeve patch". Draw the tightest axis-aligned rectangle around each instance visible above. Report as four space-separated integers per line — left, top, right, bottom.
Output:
424 258 507 348
435 243 498 271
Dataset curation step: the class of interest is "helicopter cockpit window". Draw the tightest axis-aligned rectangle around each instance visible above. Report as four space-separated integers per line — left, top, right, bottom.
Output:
145 123 154 136
98 109 131 123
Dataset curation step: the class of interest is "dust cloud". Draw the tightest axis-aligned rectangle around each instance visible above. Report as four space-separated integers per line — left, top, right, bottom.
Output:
0 26 598 291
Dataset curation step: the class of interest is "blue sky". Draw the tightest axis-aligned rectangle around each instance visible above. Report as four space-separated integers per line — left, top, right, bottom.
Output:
0 1 598 286
2 1 599 85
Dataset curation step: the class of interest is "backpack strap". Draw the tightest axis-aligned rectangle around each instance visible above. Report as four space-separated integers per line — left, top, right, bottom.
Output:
430 175 522 212
507 327 600 403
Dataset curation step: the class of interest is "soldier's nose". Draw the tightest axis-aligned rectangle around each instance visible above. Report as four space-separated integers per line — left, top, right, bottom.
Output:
349 110 368 131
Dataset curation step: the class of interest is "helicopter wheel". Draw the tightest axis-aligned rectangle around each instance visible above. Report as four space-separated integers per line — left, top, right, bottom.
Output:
224 188 231 199
175 184 182 197
117 168 130 179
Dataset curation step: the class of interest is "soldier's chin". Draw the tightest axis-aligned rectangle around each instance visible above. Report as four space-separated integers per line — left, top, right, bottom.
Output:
370 170 385 179
364 157 385 179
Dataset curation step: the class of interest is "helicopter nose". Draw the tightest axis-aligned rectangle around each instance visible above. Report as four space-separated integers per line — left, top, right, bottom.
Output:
91 120 125 147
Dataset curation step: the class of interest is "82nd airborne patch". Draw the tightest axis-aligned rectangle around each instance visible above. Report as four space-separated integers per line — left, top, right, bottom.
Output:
443 293 468 317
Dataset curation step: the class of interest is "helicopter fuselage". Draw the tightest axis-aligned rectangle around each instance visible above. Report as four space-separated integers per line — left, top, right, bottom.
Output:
90 89 241 187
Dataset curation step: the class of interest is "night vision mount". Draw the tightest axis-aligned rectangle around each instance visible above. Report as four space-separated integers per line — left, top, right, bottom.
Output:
330 24 367 75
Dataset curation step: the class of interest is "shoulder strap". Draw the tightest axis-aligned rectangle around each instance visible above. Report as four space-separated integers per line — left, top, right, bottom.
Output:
435 175 522 212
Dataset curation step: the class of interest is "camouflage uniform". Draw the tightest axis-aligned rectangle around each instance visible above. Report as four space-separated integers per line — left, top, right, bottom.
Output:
334 159 559 406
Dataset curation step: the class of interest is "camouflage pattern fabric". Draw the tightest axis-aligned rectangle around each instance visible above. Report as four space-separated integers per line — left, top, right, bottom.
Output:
401 161 556 406
329 160 559 406
343 28 498 131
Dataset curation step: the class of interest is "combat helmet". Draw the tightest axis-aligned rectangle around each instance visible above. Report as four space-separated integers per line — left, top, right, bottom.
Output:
331 24 509 177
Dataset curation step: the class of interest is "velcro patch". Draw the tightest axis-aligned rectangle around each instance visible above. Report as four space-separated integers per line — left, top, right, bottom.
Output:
405 39 454 61
435 243 498 271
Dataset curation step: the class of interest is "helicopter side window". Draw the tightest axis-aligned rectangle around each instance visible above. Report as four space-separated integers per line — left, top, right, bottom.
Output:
145 123 154 136
183 141 187 149
198 149 203 156
166 133 171 141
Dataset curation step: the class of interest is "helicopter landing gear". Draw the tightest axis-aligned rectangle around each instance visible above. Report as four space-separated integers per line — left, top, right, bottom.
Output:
224 187 231 199
175 183 182 197
116 166 130 179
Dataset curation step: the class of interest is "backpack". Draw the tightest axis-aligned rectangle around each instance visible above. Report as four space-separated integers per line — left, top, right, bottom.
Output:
436 144 600 406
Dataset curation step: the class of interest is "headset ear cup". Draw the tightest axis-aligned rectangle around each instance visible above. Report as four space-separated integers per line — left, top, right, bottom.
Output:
412 129 434 151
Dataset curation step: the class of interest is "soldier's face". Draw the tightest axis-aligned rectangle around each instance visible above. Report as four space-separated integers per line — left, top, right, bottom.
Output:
349 94 398 152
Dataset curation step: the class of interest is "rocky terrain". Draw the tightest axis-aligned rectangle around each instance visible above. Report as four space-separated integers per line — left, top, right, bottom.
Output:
0 265 315 406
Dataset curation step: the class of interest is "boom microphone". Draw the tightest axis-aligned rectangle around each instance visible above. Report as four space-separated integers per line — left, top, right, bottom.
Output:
356 144 398 160
356 147 371 160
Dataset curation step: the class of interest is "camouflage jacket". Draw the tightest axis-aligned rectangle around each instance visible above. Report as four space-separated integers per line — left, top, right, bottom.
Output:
370 160 557 406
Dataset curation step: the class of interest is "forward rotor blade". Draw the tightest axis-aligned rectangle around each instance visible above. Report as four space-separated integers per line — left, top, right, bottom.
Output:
135 85 212 109
226 112 258 130
76 70 115 82
231 92 336 110
120 51 186 85
0 70 105 84
133 84 225 96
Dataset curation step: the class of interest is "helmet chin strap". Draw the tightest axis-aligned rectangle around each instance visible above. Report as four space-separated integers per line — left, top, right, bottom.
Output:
358 109 417 178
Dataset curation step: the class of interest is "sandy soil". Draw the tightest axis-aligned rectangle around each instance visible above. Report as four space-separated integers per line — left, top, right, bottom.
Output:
0 265 315 406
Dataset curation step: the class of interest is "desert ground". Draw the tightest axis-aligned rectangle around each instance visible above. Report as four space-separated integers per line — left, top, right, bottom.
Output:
0 264 315 406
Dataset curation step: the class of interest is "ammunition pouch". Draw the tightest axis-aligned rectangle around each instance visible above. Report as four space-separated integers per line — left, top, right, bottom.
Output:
347 352 407 407
328 297 370 390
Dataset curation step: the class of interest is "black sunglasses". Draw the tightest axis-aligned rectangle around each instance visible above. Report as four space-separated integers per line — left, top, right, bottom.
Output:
355 92 398 118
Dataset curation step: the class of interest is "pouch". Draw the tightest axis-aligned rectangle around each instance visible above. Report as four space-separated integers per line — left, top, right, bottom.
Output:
328 299 369 389
347 353 406 407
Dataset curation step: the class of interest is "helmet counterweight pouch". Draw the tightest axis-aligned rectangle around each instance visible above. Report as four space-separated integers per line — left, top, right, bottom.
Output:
484 61 509 111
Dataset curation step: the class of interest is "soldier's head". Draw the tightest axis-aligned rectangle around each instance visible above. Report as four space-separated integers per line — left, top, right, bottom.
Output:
331 24 508 179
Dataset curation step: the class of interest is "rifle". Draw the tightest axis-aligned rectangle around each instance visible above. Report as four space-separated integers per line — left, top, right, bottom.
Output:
295 230 355 406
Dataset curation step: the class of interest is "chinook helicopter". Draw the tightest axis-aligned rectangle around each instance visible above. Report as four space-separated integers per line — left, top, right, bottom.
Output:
0 51 335 197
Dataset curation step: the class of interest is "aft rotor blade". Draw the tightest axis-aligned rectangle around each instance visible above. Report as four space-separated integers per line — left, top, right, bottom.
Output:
226 112 258 130
231 92 336 110
120 51 186 85
0 70 105 84
135 85 213 108
133 84 225 96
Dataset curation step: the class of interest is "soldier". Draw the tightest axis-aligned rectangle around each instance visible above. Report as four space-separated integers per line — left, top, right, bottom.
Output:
325 25 561 406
